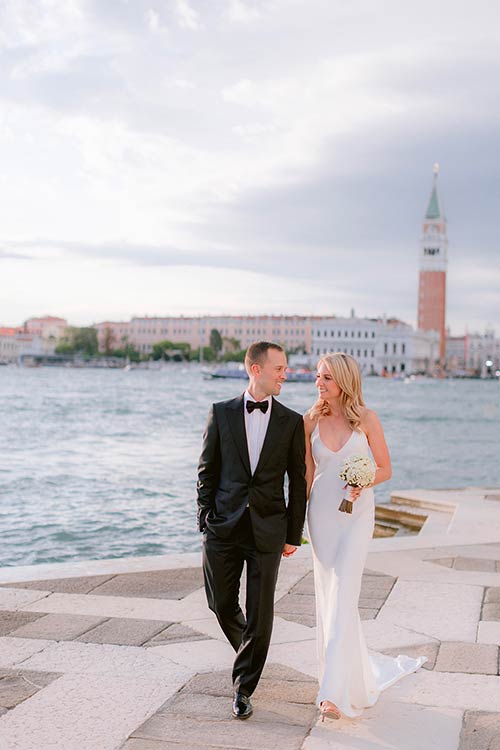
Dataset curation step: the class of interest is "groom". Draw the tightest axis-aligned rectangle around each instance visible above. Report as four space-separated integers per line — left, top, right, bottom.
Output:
197 341 307 719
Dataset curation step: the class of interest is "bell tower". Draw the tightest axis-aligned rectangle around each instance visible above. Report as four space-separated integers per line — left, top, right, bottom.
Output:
418 164 448 361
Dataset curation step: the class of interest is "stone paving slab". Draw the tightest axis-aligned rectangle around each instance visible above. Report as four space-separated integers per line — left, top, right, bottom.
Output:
132 713 308 750
304 700 463 750
482 602 500 621
359 609 378 620
459 710 500 749
381 641 439 670
9 613 108 641
0 587 50 610
290 571 315 595
275 593 315 617
131 668 317 750
0 671 190 750
0 574 116 594
89 568 204 600
477 621 500 646
0 668 60 709
377 580 484 642
123 740 227 750
0 610 46 637
77 617 171 646
454 557 498 572
434 642 499 675
159 691 317 726
19 589 210 623
485 587 500 602
19 639 197 679
0 636 53 669
388 670 500 712
144 623 208 646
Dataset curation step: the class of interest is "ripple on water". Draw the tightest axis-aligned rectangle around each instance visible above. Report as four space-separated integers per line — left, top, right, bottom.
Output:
1 365 499 566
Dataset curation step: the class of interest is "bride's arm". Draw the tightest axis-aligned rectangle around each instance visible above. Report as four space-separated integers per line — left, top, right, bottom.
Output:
361 409 392 486
303 414 316 498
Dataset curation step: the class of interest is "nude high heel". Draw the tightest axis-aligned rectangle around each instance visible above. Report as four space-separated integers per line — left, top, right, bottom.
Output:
320 700 342 721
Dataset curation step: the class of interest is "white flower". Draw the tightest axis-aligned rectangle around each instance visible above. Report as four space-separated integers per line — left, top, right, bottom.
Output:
339 455 376 488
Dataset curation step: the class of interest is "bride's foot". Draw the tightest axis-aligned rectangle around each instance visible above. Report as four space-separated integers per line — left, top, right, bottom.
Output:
319 700 341 721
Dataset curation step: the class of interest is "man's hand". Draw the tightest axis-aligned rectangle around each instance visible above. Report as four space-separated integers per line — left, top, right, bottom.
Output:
282 543 297 557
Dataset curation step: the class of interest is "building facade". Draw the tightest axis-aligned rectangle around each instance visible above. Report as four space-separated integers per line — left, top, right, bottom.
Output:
417 165 448 362
446 330 500 376
95 315 330 355
312 315 439 375
23 316 68 352
0 327 44 363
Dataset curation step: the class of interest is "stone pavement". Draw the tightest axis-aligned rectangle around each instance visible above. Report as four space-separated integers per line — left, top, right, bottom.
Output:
0 487 499 749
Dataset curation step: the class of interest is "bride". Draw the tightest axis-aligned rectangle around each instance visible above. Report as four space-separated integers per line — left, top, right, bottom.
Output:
304 352 426 720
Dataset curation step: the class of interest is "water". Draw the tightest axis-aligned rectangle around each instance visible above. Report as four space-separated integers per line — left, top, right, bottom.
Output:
0 365 499 567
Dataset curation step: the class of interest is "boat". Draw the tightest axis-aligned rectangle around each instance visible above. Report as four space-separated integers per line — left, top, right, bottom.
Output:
204 363 316 382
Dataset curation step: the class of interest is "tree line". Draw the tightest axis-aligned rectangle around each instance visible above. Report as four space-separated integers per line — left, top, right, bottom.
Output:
55 327 248 363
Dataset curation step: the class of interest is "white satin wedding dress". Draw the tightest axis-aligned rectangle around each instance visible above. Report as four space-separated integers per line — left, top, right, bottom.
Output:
307 423 426 718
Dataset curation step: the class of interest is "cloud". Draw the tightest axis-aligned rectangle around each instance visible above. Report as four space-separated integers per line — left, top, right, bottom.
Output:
0 0 498 333
174 0 199 30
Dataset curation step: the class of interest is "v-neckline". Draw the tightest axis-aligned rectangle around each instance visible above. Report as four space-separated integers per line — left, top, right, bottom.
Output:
317 424 355 454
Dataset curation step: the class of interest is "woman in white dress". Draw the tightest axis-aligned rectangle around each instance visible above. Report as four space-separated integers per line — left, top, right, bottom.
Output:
304 352 426 721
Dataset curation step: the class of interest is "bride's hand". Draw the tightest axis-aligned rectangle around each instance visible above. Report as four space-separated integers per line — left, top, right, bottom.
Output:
350 487 362 502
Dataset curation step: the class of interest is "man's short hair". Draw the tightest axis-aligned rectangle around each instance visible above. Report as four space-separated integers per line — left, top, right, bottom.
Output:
245 341 285 369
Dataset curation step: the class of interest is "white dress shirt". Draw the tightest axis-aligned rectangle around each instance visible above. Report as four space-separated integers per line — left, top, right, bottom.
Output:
243 390 272 475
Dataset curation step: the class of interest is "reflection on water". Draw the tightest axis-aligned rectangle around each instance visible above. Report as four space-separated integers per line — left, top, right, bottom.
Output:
1 365 498 566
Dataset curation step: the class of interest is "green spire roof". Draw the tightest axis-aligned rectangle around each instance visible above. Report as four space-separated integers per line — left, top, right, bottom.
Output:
426 185 440 219
425 164 443 220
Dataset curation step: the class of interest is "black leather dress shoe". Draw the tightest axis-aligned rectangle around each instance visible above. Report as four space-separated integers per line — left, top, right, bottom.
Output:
232 692 253 719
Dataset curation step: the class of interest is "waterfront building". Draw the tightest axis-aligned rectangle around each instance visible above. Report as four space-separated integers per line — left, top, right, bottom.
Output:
0 327 44 363
312 314 439 375
95 315 331 355
23 316 68 353
0 328 19 363
94 321 132 352
446 330 500 376
417 164 448 362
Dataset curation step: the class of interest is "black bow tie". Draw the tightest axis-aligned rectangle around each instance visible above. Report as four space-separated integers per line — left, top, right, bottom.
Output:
246 400 269 414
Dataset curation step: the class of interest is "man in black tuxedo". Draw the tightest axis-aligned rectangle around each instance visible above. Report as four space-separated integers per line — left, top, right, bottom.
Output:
197 341 307 719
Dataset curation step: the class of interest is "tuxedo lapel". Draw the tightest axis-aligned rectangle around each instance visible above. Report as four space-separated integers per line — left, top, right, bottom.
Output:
226 395 251 477
253 398 288 476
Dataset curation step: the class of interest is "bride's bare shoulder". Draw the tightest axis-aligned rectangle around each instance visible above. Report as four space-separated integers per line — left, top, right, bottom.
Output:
359 407 380 427
303 411 317 434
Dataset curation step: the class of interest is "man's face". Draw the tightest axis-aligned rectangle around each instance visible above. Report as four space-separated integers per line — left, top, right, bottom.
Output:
254 348 288 396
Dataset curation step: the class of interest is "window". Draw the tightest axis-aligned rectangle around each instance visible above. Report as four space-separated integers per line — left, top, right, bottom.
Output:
371 332 375 338
351 331 355 338
365 332 368 338
338 331 341 337
384 343 388 353
364 350 367 357
393 343 397 354
357 350 360 357
371 350 374 357
358 331 361 338
402 343 406 354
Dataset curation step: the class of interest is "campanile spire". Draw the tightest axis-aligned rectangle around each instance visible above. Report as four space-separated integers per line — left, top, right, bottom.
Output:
417 165 448 361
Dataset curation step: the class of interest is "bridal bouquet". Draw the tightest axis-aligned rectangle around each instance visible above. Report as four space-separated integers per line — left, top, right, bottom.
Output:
338 455 376 514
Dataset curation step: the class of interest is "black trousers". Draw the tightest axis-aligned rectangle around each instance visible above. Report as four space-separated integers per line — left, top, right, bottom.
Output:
202 510 282 696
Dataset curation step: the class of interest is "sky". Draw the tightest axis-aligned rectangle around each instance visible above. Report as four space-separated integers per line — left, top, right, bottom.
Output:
0 0 499 334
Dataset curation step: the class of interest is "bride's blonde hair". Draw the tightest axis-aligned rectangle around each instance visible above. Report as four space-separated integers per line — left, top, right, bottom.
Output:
309 352 365 430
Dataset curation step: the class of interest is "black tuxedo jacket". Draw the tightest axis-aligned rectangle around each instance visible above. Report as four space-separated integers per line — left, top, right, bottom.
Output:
196 394 307 553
